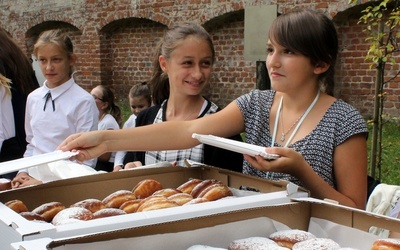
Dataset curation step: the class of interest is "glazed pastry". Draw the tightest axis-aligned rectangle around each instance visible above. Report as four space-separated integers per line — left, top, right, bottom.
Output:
103 190 136 208
167 192 193 205
32 201 66 222
70 198 105 213
119 199 143 214
176 178 203 194
371 238 400 250
132 179 163 199
183 197 209 205
93 208 126 219
136 195 179 212
190 179 222 198
52 207 93 226
5 199 29 213
152 188 181 197
197 183 233 201
269 229 316 248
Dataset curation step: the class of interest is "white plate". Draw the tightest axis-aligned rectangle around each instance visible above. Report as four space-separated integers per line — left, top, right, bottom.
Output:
192 133 279 160
0 150 78 175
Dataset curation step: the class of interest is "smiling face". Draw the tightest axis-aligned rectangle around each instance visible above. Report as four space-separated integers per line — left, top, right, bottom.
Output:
37 43 75 88
159 35 213 98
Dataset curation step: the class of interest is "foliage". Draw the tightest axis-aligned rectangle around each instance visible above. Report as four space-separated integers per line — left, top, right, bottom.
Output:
349 0 400 180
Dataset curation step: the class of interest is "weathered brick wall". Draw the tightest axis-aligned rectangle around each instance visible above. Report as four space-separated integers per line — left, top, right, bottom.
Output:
1 0 399 118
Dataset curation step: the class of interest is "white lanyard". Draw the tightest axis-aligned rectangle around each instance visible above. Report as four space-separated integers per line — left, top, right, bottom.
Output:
271 90 320 147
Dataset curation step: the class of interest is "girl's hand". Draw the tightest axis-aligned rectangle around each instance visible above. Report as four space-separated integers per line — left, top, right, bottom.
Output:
244 147 307 177
57 131 107 162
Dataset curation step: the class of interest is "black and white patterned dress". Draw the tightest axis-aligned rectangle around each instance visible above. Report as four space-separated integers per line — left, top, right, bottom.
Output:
235 90 368 188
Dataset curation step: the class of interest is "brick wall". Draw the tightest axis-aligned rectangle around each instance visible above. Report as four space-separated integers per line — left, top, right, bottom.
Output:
1 0 399 118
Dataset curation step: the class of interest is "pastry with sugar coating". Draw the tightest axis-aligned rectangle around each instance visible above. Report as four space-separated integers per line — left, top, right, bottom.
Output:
93 208 126 219
292 238 340 249
32 201 66 222
70 198 105 213
228 237 287 250
177 178 203 194
269 229 316 248
52 207 93 226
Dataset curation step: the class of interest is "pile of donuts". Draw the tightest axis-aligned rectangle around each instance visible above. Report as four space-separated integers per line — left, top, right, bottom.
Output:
187 229 400 250
4 178 233 226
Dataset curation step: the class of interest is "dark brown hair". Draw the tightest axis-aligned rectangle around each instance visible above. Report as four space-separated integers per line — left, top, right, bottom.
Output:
97 85 122 128
269 9 338 95
0 27 38 95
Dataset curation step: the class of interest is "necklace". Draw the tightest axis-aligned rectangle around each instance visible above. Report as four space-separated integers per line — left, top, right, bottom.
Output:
271 90 320 147
279 110 303 142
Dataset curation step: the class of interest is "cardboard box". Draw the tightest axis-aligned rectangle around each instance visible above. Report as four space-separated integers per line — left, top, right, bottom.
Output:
0 165 308 249
12 198 400 250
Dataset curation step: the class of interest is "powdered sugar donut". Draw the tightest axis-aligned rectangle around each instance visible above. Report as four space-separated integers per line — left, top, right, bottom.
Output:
269 229 316 248
228 236 288 250
292 238 341 250
70 198 105 213
52 207 93 226
187 245 227 250
32 201 66 222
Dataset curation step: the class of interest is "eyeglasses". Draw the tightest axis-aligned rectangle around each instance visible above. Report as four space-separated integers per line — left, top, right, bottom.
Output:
92 95 104 102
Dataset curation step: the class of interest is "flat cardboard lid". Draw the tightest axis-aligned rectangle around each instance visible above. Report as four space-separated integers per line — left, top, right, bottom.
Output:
0 150 78 175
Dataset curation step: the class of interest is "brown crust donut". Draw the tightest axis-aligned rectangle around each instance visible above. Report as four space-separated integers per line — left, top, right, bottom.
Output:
32 201 66 222
197 183 233 201
152 188 181 197
70 198 106 213
132 179 163 199
167 193 193 205
136 195 179 212
176 178 203 194
269 229 316 248
52 207 93 226
183 197 209 206
119 199 143 214
190 179 222 198
5 199 29 213
371 238 400 250
93 208 126 219
19 211 46 222
103 190 136 208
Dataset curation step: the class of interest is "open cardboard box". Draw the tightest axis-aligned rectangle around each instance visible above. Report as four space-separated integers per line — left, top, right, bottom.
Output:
0 164 308 249
11 198 400 250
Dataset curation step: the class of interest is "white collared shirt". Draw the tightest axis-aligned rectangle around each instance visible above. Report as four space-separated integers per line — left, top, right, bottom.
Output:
24 77 99 165
0 86 14 150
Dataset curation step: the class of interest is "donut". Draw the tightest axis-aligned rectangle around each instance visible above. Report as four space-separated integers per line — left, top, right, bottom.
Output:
70 198 106 213
183 197 209 206
228 237 283 250
292 238 340 250
136 195 179 212
52 207 93 226
103 190 136 208
132 179 163 199
5 199 29 213
176 178 203 194
167 193 193 205
93 208 126 219
152 188 181 197
269 229 316 248
32 201 66 222
119 199 143 214
197 183 233 201
187 245 228 250
19 211 46 222
371 238 400 250
190 179 222 198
